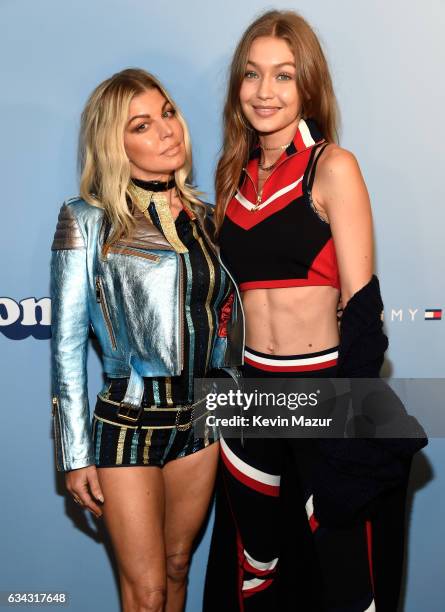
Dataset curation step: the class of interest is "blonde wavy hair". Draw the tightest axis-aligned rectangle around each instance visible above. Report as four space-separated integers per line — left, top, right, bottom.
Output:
214 10 339 231
79 68 203 244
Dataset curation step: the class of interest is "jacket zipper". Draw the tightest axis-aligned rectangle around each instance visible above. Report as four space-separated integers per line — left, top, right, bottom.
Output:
243 144 319 209
95 276 117 350
51 396 66 470
178 255 185 370
107 246 160 262
193 215 245 364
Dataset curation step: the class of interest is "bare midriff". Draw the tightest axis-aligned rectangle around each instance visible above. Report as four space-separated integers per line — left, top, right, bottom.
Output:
242 285 340 355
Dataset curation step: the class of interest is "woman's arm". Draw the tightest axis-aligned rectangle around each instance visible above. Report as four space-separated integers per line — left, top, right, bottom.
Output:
313 145 374 307
51 203 93 471
51 202 103 515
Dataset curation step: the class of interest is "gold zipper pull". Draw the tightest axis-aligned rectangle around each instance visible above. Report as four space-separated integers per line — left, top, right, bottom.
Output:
95 277 101 303
251 194 262 213
52 396 59 416
95 276 117 350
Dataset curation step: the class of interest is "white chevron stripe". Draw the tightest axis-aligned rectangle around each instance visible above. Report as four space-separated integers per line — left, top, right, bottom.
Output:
305 494 314 520
244 549 279 571
243 578 267 591
299 118 316 147
244 349 338 368
234 189 256 210
235 175 303 212
220 436 281 487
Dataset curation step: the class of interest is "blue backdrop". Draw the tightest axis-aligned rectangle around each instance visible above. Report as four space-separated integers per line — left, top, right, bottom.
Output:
1 1 444 610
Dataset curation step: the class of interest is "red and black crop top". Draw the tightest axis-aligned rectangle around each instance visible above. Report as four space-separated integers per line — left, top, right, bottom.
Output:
219 118 341 292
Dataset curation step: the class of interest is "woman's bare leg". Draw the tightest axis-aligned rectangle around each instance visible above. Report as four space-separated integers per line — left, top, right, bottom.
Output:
163 442 220 612
97 466 166 612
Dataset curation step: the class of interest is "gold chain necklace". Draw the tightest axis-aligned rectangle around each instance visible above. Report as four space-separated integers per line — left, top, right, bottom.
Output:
258 140 292 172
258 149 282 173
260 142 291 151
258 159 277 172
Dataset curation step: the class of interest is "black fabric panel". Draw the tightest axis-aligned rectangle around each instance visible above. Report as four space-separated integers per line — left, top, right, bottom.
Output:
220 196 332 286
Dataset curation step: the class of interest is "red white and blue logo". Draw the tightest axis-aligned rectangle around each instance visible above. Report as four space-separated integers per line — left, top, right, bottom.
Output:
383 307 444 322
424 309 442 321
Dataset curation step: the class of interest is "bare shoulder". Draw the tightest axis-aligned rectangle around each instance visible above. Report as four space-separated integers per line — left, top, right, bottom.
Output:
313 144 370 222
317 144 362 182
314 144 369 212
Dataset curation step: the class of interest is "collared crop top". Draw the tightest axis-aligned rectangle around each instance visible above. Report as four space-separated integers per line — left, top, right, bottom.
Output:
219 118 341 292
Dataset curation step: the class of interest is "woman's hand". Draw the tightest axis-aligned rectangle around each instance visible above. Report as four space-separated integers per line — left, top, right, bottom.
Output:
65 465 104 518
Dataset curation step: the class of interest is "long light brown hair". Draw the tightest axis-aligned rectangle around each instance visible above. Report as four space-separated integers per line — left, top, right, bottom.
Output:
79 68 203 244
214 10 339 231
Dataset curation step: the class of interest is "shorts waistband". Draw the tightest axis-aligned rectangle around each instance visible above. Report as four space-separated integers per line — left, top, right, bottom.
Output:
94 394 208 430
244 345 339 373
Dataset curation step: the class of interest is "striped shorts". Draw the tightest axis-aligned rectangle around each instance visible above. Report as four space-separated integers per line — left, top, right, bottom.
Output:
92 378 216 468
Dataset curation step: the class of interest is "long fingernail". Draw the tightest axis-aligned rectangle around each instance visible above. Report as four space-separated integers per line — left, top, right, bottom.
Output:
98 495 104 503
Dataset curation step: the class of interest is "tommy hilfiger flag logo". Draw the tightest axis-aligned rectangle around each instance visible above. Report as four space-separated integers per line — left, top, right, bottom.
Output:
424 309 442 320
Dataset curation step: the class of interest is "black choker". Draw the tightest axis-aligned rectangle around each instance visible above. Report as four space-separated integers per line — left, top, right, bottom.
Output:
131 177 176 192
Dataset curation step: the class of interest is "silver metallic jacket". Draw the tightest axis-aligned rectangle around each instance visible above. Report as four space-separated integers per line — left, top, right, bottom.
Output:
50 198 245 472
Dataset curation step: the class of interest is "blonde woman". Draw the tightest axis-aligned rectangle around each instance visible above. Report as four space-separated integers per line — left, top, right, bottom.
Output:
50 68 243 612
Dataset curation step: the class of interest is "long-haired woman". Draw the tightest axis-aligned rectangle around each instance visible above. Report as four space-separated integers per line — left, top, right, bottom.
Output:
205 10 424 611
51 68 243 612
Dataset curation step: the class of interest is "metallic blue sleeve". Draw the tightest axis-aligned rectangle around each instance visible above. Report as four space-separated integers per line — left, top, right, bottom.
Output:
50 203 94 471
